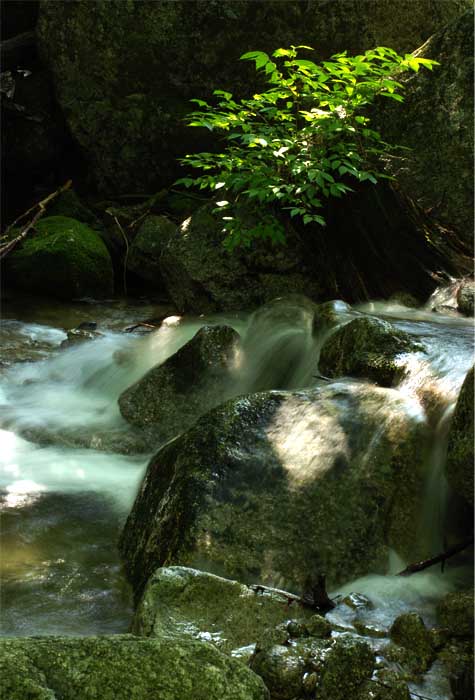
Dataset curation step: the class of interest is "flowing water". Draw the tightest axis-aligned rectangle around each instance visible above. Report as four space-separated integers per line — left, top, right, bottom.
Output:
0 293 473 696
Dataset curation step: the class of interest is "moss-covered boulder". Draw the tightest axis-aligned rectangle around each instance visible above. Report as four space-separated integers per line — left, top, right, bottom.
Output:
389 612 434 673
119 325 240 439
437 589 474 638
439 639 474 700
120 383 429 600
0 634 269 700
4 216 114 299
127 214 177 290
317 635 375 700
318 317 421 387
36 0 469 194
133 566 313 655
446 366 474 507
377 10 474 249
457 279 475 316
160 205 321 313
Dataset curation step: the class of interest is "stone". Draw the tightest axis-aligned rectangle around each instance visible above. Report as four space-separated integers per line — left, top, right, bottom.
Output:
357 669 411 700
319 316 422 387
389 612 434 672
457 279 475 317
436 589 474 638
4 216 114 300
133 566 312 654
438 640 474 700
127 215 177 290
305 614 332 638
317 635 375 700
0 634 269 700
119 324 240 439
120 382 428 600
250 644 306 700
446 366 474 507
36 1 469 194
160 205 321 313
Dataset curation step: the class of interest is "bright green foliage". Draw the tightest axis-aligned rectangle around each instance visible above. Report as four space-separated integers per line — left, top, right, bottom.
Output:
176 46 437 248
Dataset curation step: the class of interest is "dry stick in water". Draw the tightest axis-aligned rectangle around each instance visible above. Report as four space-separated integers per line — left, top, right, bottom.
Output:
0 180 72 260
397 536 474 577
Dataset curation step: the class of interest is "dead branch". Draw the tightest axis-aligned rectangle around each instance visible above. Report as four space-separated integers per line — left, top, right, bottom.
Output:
397 536 474 577
0 180 72 260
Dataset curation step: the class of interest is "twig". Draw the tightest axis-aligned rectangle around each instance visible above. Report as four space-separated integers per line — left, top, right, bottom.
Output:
113 215 129 297
397 536 474 577
0 180 72 260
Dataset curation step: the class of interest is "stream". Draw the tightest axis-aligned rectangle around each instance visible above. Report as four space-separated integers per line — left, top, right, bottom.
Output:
0 293 473 698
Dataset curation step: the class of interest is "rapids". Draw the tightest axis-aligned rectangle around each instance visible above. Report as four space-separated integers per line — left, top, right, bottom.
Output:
0 293 473 698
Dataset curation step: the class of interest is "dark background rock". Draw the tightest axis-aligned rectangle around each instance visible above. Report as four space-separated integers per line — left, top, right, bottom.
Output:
446 366 474 509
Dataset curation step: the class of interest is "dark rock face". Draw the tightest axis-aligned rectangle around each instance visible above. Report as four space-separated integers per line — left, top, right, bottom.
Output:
119 324 240 440
457 279 475 317
377 10 474 249
0 635 269 700
446 366 474 507
4 216 114 299
127 215 177 290
437 589 474 639
318 317 421 387
120 383 428 600
36 0 469 194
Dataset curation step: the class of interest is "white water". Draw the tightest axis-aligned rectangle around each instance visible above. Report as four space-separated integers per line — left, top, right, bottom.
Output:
0 295 473 660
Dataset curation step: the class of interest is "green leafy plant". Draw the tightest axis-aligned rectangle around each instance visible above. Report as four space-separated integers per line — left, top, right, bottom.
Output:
176 45 437 248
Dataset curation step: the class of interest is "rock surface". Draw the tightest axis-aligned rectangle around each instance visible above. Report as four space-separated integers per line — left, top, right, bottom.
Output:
0 634 269 700
437 589 474 638
456 279 475 317
4 216 114 299
127 214 177 290
446 366 474 507
119 325 240 439
318 317 421 387
36 0 468 194
120 383 428 599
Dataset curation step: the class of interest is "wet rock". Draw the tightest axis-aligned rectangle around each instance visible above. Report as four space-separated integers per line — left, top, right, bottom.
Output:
251 644 307 700
357 669 411 700
312 300 353 335
120 382 428 600
436 589 474 638
119 325 240 439
4 216 114 300
341 592 374 610
353 620 387 639
446 366 474 507
457 279 475 317
160 205 321 313
317 635 375 700
389 612 434 672
319 316 422 387
438 640 474 700
0 634 269 700
60 327 102 348
133 566 311 654
305 614 332 638
36 1 466 194
127 215 177 290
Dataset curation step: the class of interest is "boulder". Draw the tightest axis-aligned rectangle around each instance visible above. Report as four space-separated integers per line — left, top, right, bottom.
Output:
4 215 114 299
389 612 434 672
127 214 177 290
457 279 475 316
377 10 474 249
120 383 428 600
318 317 421 387
160 205 321 313
119 324 240 439
436 589 474 638
36 0 469 194
446 366 474 507
0 635 268 700
133 566 312 654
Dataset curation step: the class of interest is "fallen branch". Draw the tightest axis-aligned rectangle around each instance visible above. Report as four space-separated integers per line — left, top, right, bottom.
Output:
0 180 72 260
397 536 474 577
251 574 336 613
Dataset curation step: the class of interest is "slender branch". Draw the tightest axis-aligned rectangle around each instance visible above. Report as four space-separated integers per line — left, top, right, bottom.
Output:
113 215 129 297
397 536 474 577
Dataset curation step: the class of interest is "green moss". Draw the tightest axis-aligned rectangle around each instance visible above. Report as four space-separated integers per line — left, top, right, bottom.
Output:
437 589 474 638
389 612 434 673
446 367 474 507
5 216 114 299
318 635 375 700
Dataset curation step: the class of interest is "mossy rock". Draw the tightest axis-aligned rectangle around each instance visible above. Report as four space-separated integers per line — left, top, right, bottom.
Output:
437 589 474 638
319 317 421 387
5 216 114 299
0 634 269 700
126 214 177 289
446 366 474 507
120 383 428 600
438 639 474 700
389 612 434 673
457 279 475 317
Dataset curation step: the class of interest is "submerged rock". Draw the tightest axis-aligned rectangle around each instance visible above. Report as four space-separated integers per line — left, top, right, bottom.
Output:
4 216 114 300
119 324 240 439
120 383 428 599
133 566 313 654
319 317 421 387
446 366 474 507
0 634 268 700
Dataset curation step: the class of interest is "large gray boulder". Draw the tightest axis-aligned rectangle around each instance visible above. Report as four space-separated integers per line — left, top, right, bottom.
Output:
120 383 429 600
318 317 421 387
36 0 468 194
0 635 268 700
446 366 474 507
119 324 240 440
